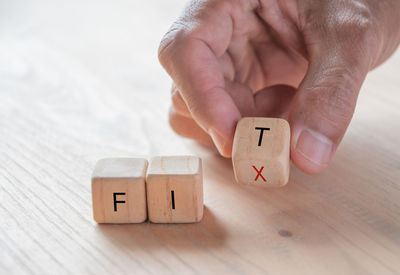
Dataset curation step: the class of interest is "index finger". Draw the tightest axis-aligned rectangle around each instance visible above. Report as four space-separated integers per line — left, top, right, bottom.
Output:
158 1 241 156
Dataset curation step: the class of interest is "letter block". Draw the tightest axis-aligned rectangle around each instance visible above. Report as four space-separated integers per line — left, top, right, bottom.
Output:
232 117 290 187
91 158 148 223
146 156 203 223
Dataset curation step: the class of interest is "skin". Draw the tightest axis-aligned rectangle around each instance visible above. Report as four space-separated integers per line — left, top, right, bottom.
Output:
158 0 400 174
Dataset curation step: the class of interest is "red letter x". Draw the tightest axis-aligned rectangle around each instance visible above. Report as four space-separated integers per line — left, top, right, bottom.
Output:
252 166 266 182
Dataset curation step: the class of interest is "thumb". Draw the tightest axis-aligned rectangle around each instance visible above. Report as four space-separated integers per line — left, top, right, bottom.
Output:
289 50 369 174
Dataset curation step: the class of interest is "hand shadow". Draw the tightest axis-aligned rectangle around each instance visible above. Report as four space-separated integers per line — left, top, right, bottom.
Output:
96 205 227 252
95 132 400 263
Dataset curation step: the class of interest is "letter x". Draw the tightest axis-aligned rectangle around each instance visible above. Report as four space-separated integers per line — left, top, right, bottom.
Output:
252 166 266 182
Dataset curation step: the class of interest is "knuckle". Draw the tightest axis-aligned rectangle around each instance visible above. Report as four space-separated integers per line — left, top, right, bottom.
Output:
158 21 191 66
170 82 177 95
158 32 175 67
305 67 358 125
171 90 186 110
305 1 375 43
332 8 372 36
319 87 355 125
170 83 192 116
184 92 201 116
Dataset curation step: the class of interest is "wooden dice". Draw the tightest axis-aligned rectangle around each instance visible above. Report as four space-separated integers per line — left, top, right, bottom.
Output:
91 158 148 223
146 156 203 223
232 117 290 187
91 156 203 223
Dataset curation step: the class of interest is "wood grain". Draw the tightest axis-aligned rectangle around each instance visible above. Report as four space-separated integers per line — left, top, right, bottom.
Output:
0 0 400 274
232 117 290 187
146 156 203 223
92 158 148 223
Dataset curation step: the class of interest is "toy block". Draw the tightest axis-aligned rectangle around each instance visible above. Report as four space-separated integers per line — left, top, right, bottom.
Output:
91 158 148 223
146 156 203 223
232 117 290 187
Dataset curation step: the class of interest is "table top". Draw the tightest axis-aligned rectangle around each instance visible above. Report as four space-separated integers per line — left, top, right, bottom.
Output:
1 1 400 274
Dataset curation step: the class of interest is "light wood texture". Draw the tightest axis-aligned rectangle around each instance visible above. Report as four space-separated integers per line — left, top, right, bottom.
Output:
1 0 400 274
92 158 148 223
232 117 290 187
146 156 203 223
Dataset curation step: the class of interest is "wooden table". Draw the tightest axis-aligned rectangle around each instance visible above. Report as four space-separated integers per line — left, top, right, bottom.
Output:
1 1 399 274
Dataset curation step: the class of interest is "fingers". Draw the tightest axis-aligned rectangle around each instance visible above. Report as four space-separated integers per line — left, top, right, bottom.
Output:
171 83 191 118
159 1 241 157
172 78 297 120
171 82 297 152
289 48 369 174
289 3 377 174
169 107 214 147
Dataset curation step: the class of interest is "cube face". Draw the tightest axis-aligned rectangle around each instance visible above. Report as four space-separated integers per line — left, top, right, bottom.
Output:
232 117 290 187
91 158 148 223
146 156 203 223
234 159 287 186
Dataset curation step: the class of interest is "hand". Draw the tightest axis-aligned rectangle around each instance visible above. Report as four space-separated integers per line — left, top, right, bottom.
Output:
158 0 400 174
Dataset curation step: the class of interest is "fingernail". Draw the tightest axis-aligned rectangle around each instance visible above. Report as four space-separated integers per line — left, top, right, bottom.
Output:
295 129 333 166
209 128 226 156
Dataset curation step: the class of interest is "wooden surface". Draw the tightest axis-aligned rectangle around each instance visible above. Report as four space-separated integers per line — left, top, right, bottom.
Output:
1 0 400 274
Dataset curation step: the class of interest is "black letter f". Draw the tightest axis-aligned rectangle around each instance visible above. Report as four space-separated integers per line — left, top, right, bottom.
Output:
113 192 126 212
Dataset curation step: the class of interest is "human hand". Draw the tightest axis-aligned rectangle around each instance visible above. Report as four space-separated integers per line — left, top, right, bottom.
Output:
158 0 400 174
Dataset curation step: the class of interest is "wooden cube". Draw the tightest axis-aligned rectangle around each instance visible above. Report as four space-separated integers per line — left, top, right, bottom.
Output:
232 117 290 187
91 158 148 223
146 156 203 223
